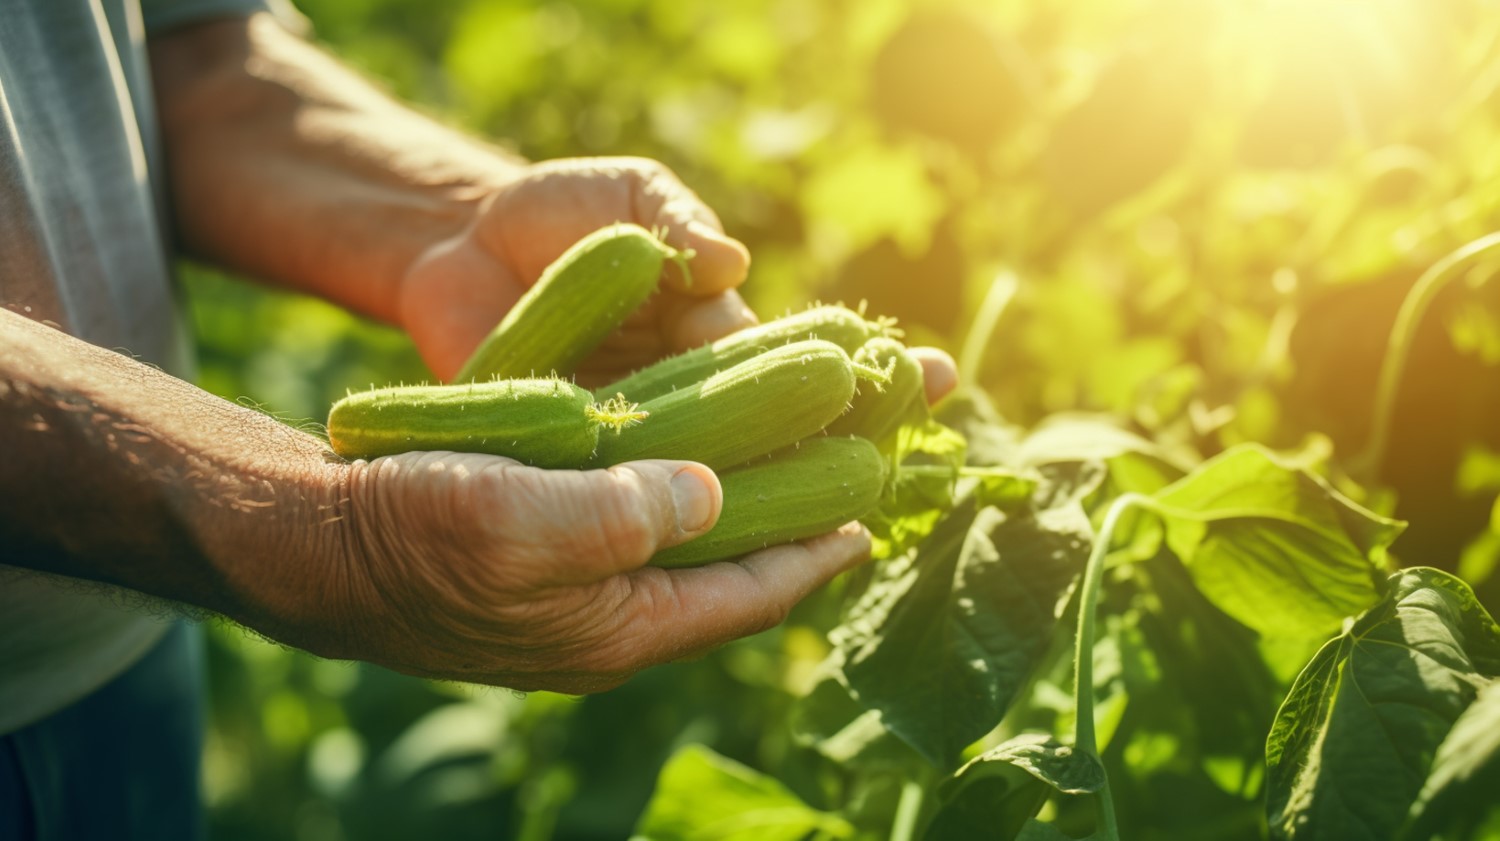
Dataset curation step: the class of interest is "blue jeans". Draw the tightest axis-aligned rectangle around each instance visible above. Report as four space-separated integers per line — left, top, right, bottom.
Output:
0 621 204 841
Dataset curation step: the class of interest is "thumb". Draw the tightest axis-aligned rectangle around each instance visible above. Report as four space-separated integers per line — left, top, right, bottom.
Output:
522 459 723 581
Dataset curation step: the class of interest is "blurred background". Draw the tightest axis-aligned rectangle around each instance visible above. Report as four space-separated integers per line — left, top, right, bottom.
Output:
185 0 1500 838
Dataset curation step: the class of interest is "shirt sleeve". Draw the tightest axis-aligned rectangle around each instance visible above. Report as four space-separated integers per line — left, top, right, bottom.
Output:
139 0 309 36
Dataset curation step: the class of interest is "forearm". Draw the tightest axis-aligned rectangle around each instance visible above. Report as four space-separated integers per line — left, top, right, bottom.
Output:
149 14 524 324
0 310 357 650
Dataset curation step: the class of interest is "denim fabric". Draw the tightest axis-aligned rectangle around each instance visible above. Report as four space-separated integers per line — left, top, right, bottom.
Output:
0 622 205 841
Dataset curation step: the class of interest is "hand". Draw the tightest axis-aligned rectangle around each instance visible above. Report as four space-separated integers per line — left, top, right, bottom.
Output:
316 453 870 693
396 154 962 399
0 311 873 696
398 157 757 384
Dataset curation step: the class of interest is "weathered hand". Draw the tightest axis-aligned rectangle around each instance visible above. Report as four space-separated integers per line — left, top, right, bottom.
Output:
323 452 869 693
398 157 756 384
397 155 961 399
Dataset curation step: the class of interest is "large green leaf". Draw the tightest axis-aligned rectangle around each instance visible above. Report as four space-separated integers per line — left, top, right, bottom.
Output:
1153 444 1402 638
1079 551 1282 838
831 495 1091 768
632 744 852 841
1265 568 1500 841
1402 681 1500 840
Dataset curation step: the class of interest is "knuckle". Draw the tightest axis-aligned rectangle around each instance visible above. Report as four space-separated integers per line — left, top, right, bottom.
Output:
756 597 793 635
594 469 664 565
622 155 669 178
737 564 792 634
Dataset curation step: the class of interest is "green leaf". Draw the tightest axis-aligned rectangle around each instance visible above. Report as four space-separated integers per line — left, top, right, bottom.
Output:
953 734 1105 796
924 734 1100 841
790 674 925 771
1016 413 1190 473
1402 681 1500 840
1152 444 1402 638
865 420 969 559
932 388 1021 468
832 495 1092 768
1265 568 1500 841
967 468 1039 509
924 774 1048 841
1084 554 1281 836
633 744 853 841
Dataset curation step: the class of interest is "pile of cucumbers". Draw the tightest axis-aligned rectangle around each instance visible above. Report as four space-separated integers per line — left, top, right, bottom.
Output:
327 224 929 567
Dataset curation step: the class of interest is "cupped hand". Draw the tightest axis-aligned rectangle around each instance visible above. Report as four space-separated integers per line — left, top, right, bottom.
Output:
325 452 870 694
398 156 757 384
397 154 962 401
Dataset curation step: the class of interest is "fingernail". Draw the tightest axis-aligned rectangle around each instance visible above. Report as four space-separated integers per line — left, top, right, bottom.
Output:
670 467 715 533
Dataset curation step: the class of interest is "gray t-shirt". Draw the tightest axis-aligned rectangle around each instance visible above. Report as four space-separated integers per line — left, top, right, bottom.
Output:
0 0 297 734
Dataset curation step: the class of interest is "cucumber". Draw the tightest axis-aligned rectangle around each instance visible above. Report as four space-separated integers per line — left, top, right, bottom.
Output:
453 223 684 382
327 378 642 467
591 339 874 470
826 337 926 443
600 304 891 403
652 436 887 568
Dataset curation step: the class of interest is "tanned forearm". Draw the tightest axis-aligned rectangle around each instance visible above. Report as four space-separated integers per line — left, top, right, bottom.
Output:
149 14 524 324
0 309 360 651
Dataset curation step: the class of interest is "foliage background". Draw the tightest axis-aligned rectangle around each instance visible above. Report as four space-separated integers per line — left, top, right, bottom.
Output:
184 0 1500 838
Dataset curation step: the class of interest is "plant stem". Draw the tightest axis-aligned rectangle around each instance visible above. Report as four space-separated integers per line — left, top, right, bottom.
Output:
959 270 1019 386
1355 231 1500 480
889 777 926 841
1074 493 1147 841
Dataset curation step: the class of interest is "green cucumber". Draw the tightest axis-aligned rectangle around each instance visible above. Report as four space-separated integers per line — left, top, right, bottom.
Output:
600 304 893 403
651 435 887 568
327 378 643 467
592 339 883 470
453 223 684 383
826 337 927 443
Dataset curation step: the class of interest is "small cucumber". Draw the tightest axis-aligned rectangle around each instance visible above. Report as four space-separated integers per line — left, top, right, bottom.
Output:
826 337 926 443
651 436 888 568
453 223 685 383
592 339 883 470
327 378 643 467
600 304 892 403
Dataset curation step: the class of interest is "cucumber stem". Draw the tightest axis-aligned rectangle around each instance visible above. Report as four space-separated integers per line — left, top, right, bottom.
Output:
959 270 1019 387
889 775 928 841
1073 493 1144 841
668 247 696 289
850 358 895 387
1354 231 1500 480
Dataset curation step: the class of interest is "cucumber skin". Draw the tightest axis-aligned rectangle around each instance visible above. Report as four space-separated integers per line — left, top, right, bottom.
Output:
600 305 883 403
453 223 675 383
590 339 857 471
827 338 926 442
651 436 887 568
328 378 598 467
